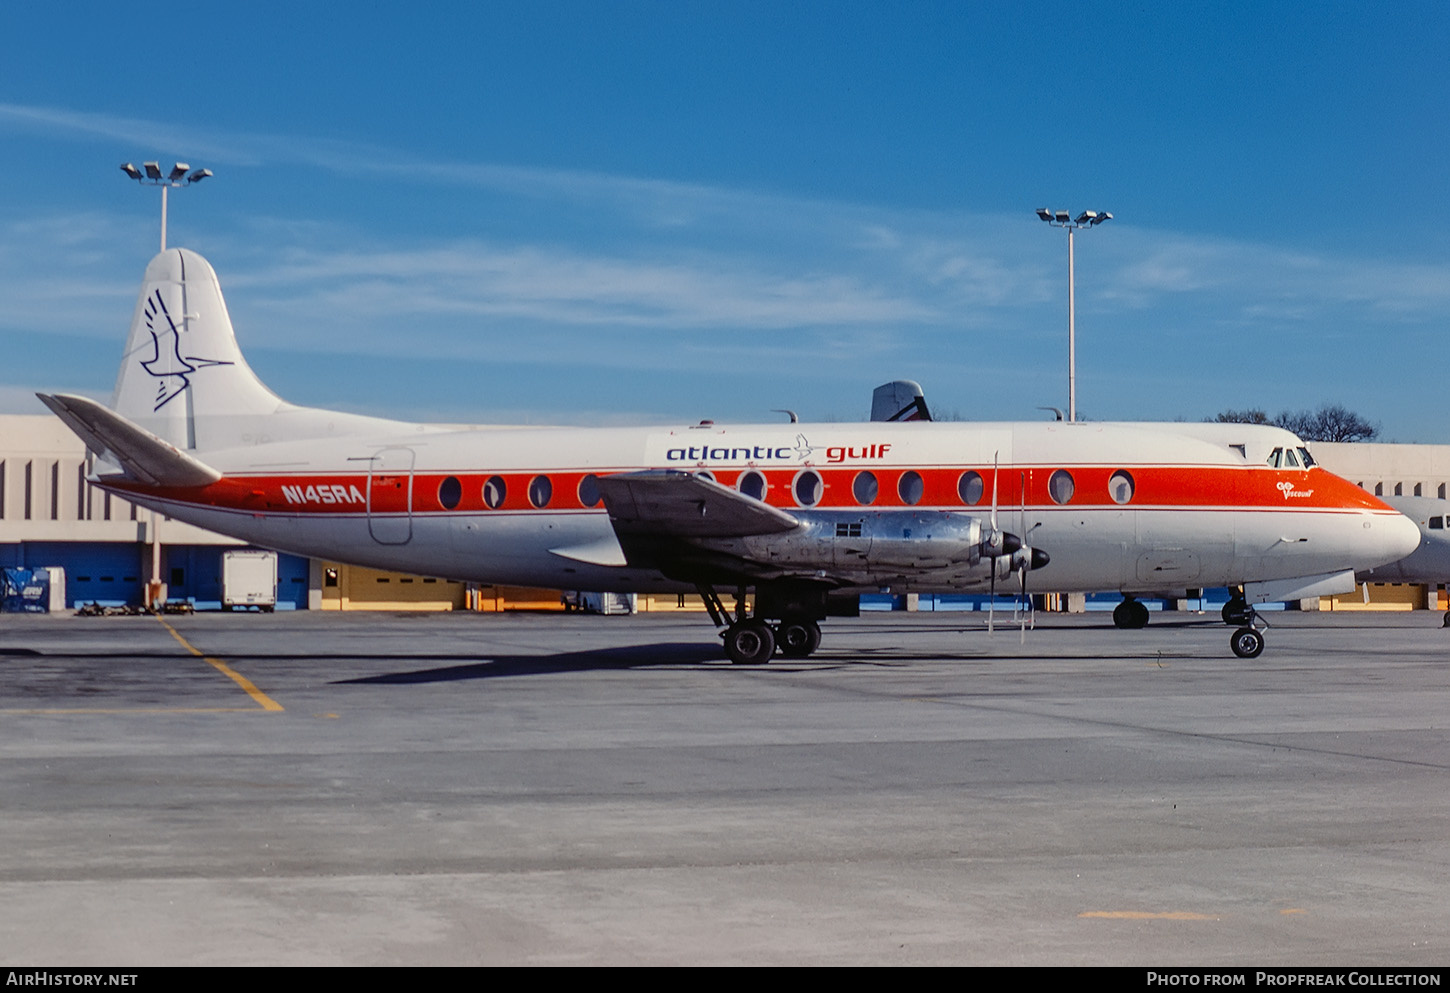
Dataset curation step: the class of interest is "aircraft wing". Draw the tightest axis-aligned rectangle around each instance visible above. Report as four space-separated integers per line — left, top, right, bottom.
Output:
596 470 799 538
36 393 221 488
595 470 801 582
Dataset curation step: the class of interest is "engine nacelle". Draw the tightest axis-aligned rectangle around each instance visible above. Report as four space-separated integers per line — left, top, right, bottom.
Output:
707 510 995 573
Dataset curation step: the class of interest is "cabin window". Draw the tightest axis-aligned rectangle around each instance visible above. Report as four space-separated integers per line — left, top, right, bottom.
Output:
483 475 507 509
738 470 766 501
578 474 601 508
1429 517 1443 530
793 470 822 507
437 476 462 510
957 471 984 506
1109 470 1135 505
528 475 553 508
852 471 878 505
1048 469 1075 505
897 470 923 506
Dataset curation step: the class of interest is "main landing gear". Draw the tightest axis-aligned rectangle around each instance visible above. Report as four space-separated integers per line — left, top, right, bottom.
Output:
1222 590 1265 659
698 585 824 664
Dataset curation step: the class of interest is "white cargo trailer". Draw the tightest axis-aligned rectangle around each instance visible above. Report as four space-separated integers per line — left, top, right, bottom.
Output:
222 550 277 611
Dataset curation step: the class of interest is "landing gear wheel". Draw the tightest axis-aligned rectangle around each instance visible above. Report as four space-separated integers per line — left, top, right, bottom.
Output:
1113 599 1150 629
1230 626 1264 659
1222 597 1252 626
725 620 776 665
776 618 822 658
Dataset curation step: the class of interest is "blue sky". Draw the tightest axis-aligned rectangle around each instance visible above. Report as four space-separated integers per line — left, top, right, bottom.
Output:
2 2 1448 439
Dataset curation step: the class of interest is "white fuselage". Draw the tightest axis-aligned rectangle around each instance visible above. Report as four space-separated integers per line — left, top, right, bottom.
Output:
108 418 1419 597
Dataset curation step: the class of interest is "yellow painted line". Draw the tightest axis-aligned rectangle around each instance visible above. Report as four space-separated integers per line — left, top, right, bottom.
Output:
0 704 263 713
1079 911 1218 920
156 616 284 712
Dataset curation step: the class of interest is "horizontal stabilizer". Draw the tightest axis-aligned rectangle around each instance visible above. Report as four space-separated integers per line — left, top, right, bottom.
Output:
597 470 799 538
37 393 221 488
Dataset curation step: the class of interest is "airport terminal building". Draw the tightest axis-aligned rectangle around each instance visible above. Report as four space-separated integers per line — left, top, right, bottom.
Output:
2 413 1446 613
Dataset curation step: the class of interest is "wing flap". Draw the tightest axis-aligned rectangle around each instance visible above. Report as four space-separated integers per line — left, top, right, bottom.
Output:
37 392 222 488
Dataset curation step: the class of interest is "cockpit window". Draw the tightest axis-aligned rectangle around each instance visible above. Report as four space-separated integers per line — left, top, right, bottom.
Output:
1430 516 1443 530
1266 447 1283 468
1298 447 1316 467
1283 448 1300 468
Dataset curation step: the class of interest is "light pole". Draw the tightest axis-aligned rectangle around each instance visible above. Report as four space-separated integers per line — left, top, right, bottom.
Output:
119 160 211 609
1035 208 1110 423
120 161 212 251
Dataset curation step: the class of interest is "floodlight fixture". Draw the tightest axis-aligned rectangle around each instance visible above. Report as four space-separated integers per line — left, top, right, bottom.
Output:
1035 207 1052 222
119 157 213 251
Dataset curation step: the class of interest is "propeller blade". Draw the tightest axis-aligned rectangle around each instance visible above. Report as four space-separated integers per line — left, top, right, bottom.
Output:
1019 561 1028 644
988 559 996 635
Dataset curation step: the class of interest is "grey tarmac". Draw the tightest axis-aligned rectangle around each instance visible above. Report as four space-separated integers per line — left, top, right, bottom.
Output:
0 609 1447 966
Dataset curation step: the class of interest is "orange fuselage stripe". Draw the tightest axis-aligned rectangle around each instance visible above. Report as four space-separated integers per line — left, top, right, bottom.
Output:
105 464 1393 517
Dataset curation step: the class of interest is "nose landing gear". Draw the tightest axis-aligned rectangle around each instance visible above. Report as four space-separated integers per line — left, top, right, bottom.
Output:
1223 589 1266 658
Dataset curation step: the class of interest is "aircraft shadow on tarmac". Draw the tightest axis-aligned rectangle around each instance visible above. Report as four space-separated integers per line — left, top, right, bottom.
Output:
335 642 738 684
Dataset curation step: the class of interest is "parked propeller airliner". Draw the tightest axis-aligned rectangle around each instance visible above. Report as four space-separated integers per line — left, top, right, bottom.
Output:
1358 495 1450 610
39 249 1419 660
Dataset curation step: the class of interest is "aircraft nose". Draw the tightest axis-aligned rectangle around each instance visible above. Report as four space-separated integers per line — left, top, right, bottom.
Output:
1375 511 1423 566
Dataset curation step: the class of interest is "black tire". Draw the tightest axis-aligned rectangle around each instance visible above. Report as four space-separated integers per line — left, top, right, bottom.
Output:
725 620 776 665
777 618 822 658
1222 597 1251 626
1113 599 1150 629
1230 627 1264 659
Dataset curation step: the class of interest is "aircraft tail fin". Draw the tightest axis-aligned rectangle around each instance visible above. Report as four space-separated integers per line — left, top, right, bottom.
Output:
111 248 287 450
106 248 416 451
870 380 932 422
37 392 221 488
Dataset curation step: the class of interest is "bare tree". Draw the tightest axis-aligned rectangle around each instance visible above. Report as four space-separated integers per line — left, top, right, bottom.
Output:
1207 404 1378 442
1211 409 1270 425
1276 404 1379 443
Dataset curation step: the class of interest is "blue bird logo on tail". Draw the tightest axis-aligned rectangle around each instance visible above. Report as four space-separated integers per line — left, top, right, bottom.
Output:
139 290 232 411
